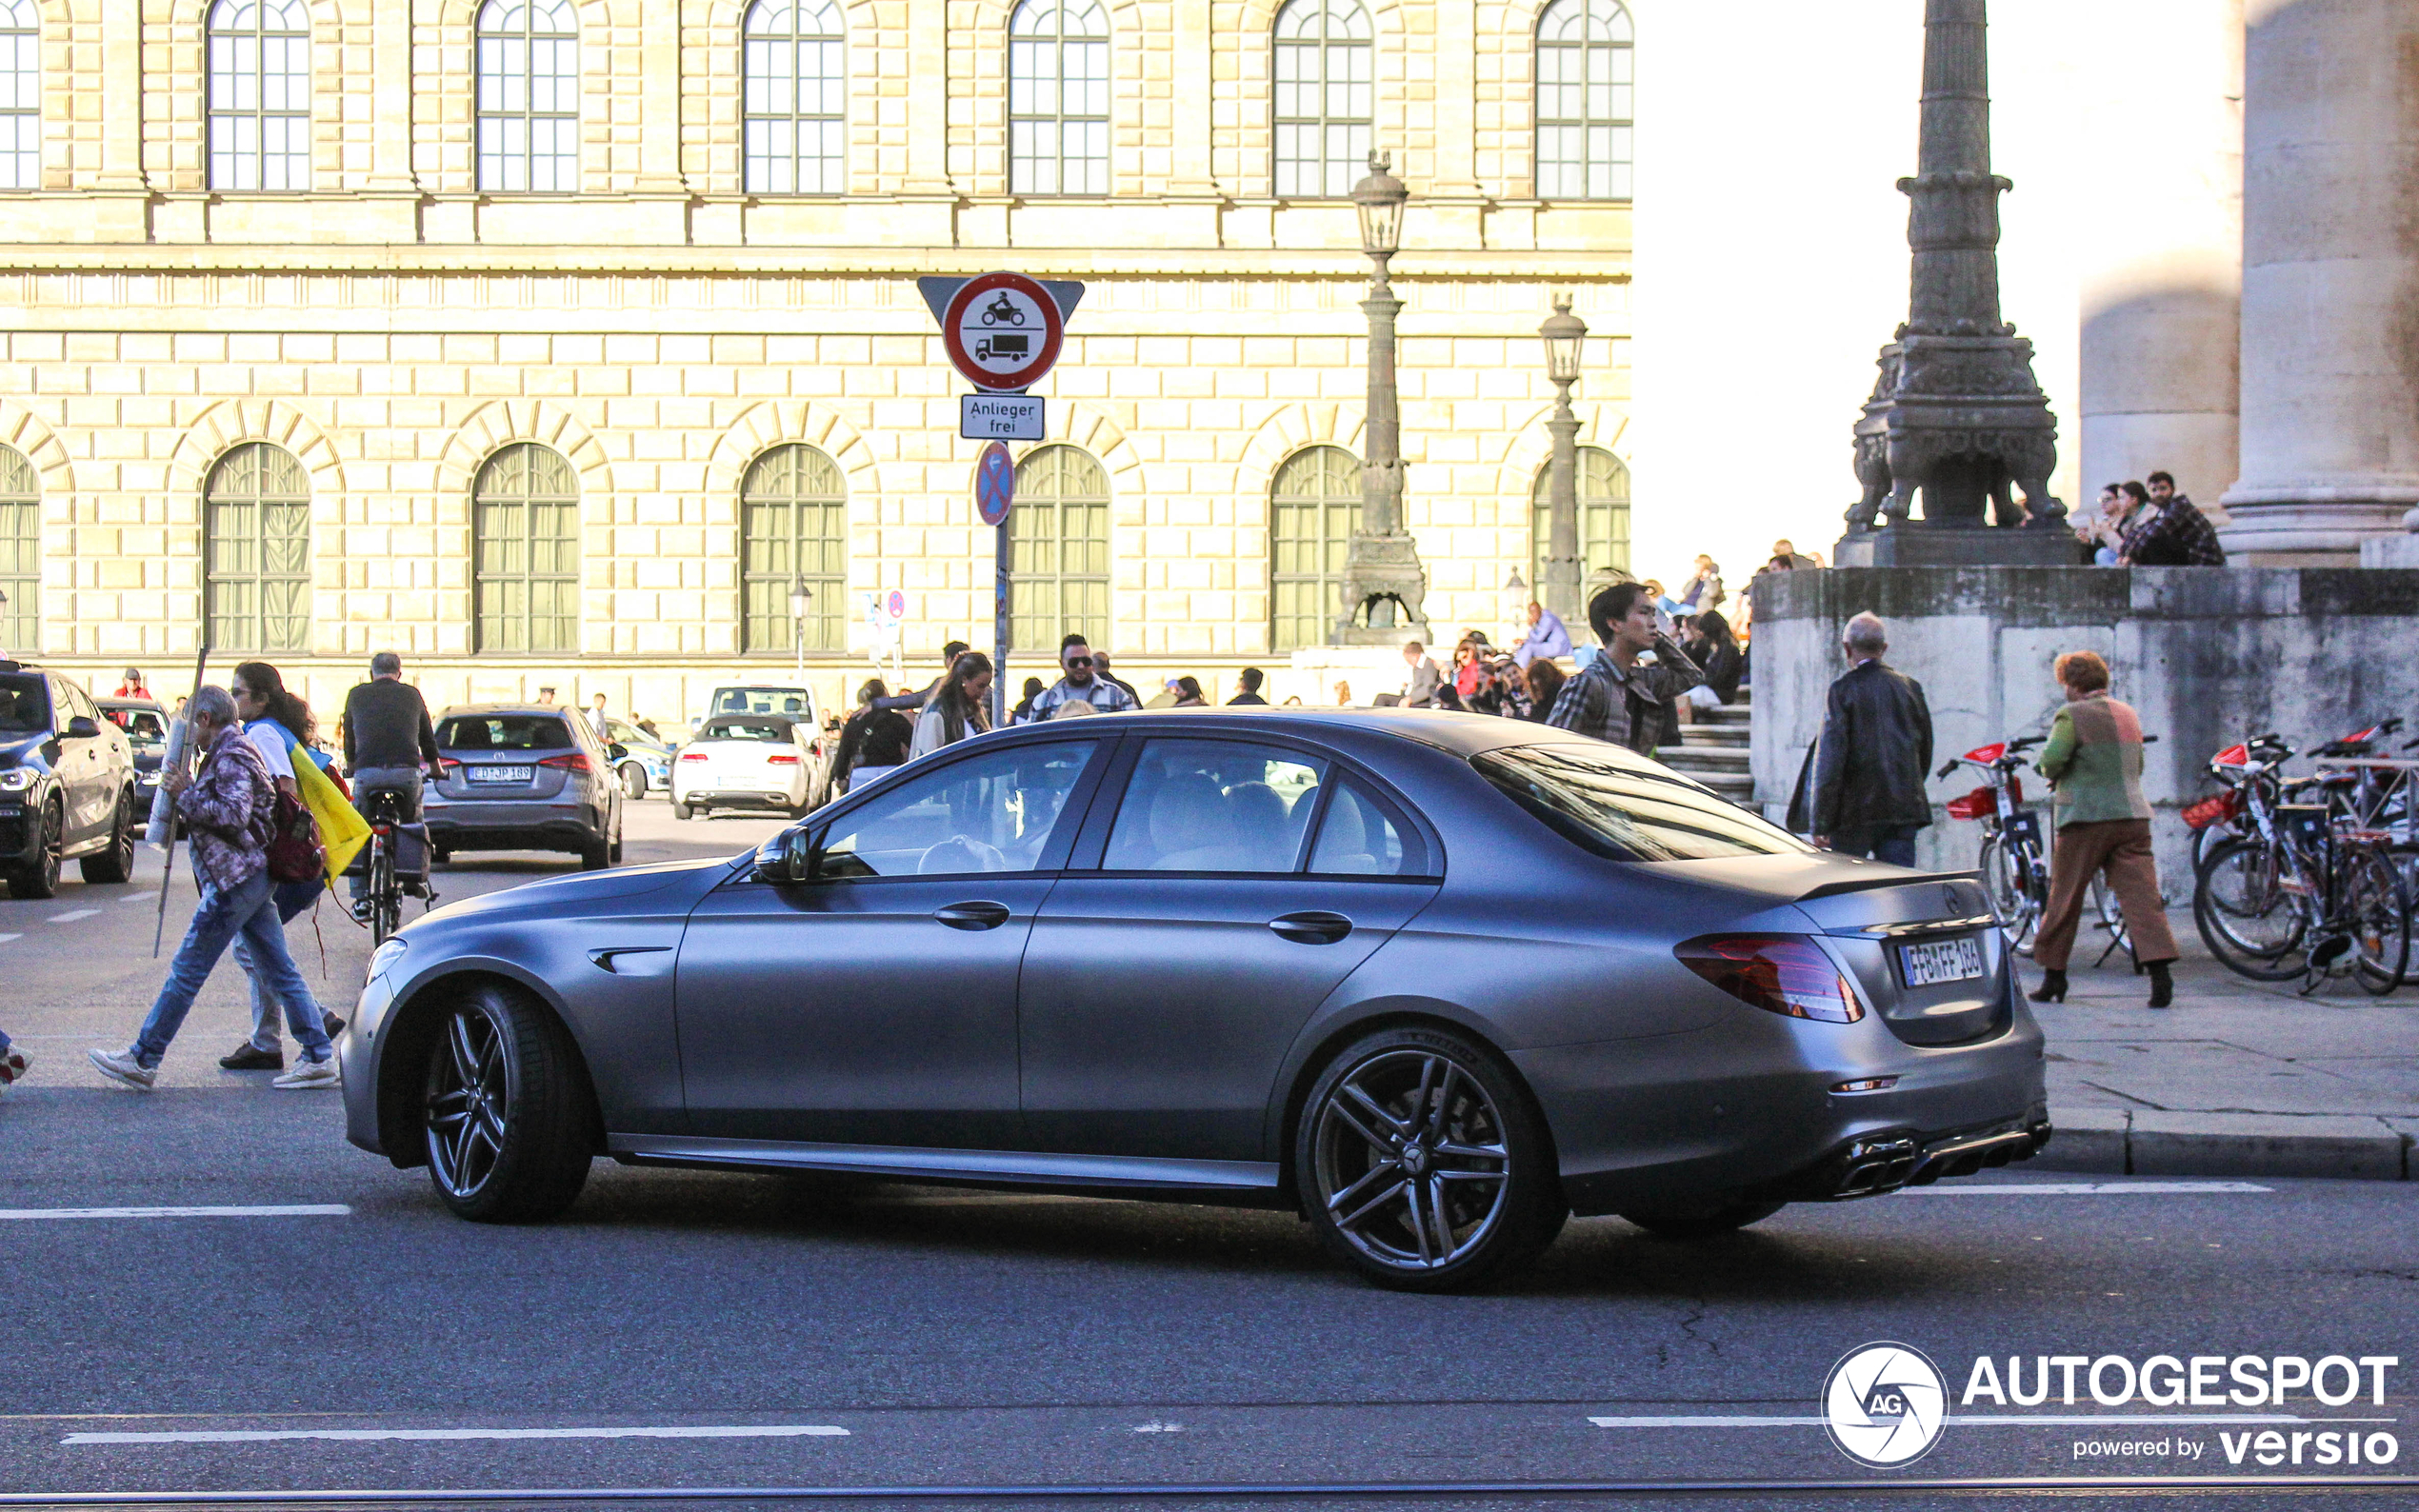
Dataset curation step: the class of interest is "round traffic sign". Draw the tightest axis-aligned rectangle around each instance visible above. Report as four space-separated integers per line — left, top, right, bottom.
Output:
974 441 1015 527
942 272 1066 392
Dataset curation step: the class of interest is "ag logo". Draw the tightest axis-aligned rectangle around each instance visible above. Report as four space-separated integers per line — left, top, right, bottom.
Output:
1824 1342 1948 1467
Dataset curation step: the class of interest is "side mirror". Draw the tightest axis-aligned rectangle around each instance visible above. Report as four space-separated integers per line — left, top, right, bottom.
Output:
752 826 818 885
66 716 99 740
607 742 629 761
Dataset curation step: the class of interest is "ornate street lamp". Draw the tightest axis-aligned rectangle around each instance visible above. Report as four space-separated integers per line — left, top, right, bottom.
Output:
1331 151 1429 645
1538 295 1589 625
788 572 812 683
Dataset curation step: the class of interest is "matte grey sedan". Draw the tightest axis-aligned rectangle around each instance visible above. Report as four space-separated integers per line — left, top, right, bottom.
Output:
341 710 2049 1291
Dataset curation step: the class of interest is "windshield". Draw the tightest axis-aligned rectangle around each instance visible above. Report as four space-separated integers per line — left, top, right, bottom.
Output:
105 707 168 748
0 673 50 734
436 715 575 752
713 688 811 718
1472 743 1811 862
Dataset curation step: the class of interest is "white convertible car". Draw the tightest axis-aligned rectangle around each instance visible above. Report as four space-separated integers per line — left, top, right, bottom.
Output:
670 714 818 820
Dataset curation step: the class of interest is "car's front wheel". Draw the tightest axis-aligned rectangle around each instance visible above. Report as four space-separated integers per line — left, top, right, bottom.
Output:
7 797 64 900
1296 1025 1565 1292
422 983 596 1223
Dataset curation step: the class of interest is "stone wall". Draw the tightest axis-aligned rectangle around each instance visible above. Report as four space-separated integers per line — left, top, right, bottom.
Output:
1749 566 2419 884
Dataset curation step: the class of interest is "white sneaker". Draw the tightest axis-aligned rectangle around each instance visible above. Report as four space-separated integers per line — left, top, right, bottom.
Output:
0 1045 28 1094
272 1058 341 1090
87 1048 157 1091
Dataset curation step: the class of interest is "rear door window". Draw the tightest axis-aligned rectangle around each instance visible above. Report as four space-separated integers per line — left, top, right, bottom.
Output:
436 715 574 751
1307 776 1431 877
1102 738 1326 873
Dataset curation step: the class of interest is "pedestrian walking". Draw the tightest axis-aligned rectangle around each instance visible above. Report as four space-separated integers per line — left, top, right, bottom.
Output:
830 678 914 794
1674 609 1743 726
1513 601 1572 666
1170 675 1209 707
1025 635 1138 721
2028 651 2180 1007
586 692 610 741
910 651 995 758
1229 667 1269 706
1090 651 1143 707
87 685 339 1092
219 661 345 1071
1809 612 1933 866
872 642 970 714
1521 659 1565 723
1545 582 1705 755
1010 676 1048 723
342 651 443 921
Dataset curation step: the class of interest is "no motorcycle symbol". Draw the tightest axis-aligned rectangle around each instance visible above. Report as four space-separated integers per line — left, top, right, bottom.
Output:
942 272 1066 392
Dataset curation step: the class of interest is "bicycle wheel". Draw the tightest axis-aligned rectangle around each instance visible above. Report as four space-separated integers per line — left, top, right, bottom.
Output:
2193 838 2309 980
2091 873 2131 953
1978 834 2039 951
370 842 399 946
2340 846 2411 995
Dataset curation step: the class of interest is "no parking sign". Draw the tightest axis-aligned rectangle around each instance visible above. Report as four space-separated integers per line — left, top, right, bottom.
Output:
975 443 1015 527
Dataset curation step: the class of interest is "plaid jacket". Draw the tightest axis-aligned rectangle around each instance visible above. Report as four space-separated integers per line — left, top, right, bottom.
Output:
1544 636 1705 754
176 724 274 892
2121 496 2228 566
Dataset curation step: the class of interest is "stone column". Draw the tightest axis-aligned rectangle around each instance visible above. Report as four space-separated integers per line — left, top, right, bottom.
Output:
2076 0 2241 512
2220 0 2419 564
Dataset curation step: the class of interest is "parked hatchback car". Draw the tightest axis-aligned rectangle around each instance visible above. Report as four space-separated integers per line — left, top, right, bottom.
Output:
425 705 624 869
345 709 2049 1292
0 662 138 898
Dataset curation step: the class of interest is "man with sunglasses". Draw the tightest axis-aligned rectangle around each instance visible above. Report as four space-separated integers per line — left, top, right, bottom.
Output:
1025 633 1139 722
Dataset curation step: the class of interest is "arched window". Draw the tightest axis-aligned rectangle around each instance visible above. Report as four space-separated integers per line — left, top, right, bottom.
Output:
477 0 578 192
1 0 38 190
204 443 311 653
1269 446 1361 654
1271 0 1371 199
1534 0 1632 200
740 444 848 653
1530 447 1631 587
0 444 36 648
206 0 311 191
1009 445 1110 649
1008 0 1109 196
743 0 845 195
472 443 580 653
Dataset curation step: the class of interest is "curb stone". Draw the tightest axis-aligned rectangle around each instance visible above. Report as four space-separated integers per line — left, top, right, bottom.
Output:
2031 1107 2413 1182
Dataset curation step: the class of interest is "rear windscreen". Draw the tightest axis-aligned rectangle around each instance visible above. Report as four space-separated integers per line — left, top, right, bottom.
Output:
0 673 49 734
700 720 792 743
436 715 574 752
1472 743 1811 862
711 688 811 718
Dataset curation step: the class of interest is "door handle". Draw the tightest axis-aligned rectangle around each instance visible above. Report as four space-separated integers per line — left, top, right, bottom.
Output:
933 901 1012 931
1269 910 1353 945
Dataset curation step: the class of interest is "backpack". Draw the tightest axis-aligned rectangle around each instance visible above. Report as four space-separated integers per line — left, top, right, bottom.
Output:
265 786 325 885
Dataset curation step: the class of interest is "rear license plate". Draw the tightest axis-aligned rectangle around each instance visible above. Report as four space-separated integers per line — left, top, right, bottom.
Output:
716 775 767 789
1899 936 1985 987
469 766 533 785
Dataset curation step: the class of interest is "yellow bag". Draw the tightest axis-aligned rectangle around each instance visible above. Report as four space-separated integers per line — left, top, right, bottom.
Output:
293 754 370 888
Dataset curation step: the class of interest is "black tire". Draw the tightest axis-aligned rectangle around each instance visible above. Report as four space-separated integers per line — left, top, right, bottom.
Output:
422 983 597 1223
78 790 136 885
618 762 647 799
1978 834 2040 953
1295 1025 1566 1293
608 826 624 865
1618 1197 1788 1239
2194 837 2307 980
2342 846 2411 995
8 799 64 900
578 834 610 870
370 841 400 947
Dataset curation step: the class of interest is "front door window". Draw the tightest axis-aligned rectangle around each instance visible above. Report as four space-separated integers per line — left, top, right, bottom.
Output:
819 739 1100 877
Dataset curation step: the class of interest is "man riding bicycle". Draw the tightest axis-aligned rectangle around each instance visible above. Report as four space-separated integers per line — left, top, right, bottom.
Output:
341 650 442 923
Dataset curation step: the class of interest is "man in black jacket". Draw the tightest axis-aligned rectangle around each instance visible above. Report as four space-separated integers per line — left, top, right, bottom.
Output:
342 651 442 916
1810 612 1933 866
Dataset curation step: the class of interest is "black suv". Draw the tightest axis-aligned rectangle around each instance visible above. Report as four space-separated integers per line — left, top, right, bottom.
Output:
0 661 139 898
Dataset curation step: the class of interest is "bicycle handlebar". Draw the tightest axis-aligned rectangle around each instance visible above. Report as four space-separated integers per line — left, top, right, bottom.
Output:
1934 759 1958 779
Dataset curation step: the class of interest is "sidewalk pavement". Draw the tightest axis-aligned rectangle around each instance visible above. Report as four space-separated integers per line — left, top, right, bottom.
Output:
2023 926 2418 1182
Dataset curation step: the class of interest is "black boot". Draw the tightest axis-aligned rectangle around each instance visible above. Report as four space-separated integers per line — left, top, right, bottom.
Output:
2028 969 2068 1004
2146 960 2174 1009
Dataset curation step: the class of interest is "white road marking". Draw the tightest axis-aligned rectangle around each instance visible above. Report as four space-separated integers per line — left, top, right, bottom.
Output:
45 909 102 924
1589 1413 2354 1429
63 1425 850 1444
1893 1182 2270 1196
0 1204 351 1222
122 890 158 903
0 934 19 945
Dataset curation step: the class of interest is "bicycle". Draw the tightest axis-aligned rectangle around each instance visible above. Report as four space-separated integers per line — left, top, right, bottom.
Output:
358 783 437 947
1941 734 2144 961
2193 791 2409 994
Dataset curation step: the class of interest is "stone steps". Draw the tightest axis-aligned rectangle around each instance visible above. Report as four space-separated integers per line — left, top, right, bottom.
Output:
1659 681 1756 803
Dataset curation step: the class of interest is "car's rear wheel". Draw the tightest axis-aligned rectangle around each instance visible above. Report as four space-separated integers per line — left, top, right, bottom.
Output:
8 798 64 900
578 834 610 869
79 790 136 885
618 762 647 799
1618 1197 1787 1239
422 984 596 1223
1296 1026 1565 1292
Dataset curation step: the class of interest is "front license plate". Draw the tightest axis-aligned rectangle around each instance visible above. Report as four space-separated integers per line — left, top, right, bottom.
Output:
469 766 532 785
1899 936 1985 987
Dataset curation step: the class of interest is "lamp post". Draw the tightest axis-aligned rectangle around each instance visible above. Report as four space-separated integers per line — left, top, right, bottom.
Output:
788 572 812 685
1331 151 1429 645
1537 296 1588 626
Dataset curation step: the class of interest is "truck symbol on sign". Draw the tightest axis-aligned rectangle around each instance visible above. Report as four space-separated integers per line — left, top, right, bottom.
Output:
975 333 1030 363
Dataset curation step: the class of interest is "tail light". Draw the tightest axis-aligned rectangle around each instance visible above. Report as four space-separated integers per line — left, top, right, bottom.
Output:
2182 789 2242 830
678 751 709 763
1675 935 1866 1024
537 752 592 773
1945 786 1995 821
767 753 802 766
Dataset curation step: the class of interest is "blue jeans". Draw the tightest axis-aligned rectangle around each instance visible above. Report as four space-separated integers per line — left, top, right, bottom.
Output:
1832 824 1923 868
134 871 333 1068
237 877 327 1051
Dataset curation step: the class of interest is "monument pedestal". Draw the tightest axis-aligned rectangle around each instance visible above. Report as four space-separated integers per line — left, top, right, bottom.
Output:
1833 525 2078 567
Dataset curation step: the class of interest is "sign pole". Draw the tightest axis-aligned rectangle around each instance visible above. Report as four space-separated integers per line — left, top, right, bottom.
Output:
993 522 1010 731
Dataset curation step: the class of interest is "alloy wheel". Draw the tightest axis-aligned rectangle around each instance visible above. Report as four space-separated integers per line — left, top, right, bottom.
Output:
1311 1047 1512 1273
426 1005 510 1200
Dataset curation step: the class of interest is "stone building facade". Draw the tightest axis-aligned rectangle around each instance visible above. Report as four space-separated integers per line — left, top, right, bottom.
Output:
0 0 1636 722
